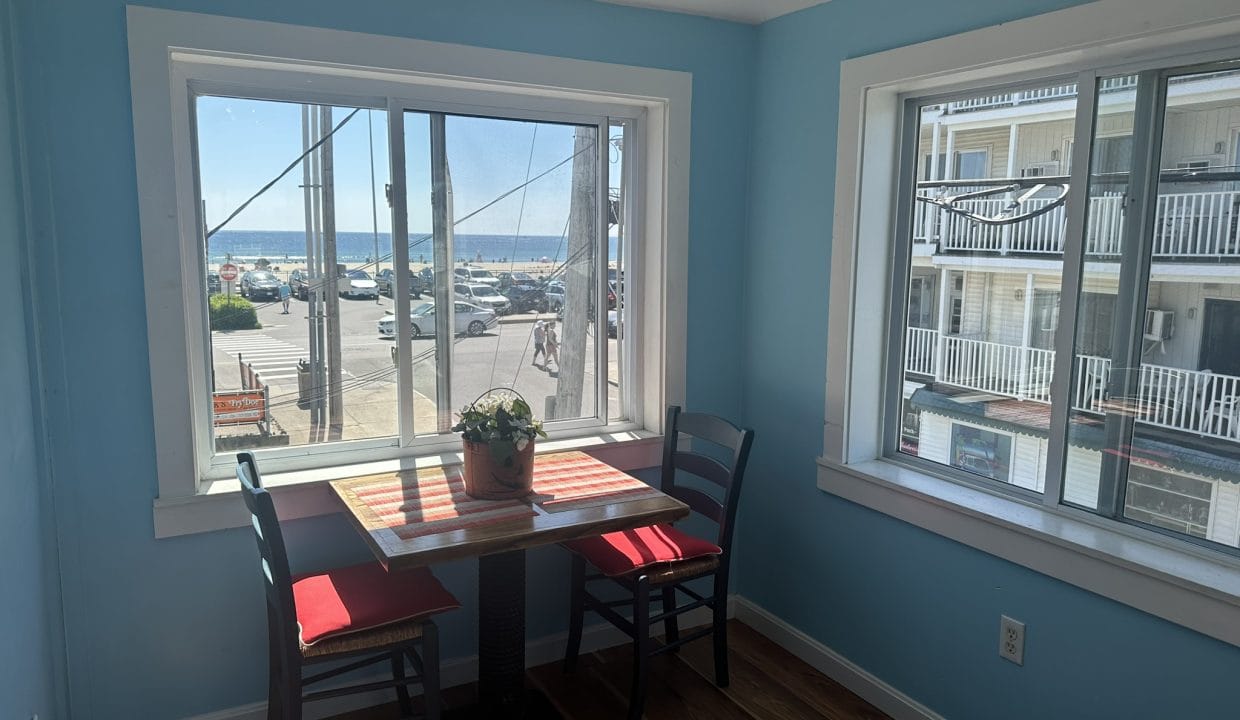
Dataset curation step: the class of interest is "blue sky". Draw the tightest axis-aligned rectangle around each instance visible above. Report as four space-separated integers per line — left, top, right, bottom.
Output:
195 96 618 236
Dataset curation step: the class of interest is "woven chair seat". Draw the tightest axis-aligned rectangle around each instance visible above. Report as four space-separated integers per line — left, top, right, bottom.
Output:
301 616 426 659
641 554 720 586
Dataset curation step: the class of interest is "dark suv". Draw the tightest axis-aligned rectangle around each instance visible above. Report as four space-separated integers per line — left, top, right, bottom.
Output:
375 268 425 299
240 270 281 300
289 269 312 300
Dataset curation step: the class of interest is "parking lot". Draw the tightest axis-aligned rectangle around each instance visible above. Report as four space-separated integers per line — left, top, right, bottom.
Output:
211 289 618 447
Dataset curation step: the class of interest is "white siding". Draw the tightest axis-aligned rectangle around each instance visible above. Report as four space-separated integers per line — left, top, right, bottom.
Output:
961 271 987 338
1208 481 1240 547
918 413 952 465
1063 445 1101 508
1011 434 1046 492
1160 106 1240 169
1015 119 1074 175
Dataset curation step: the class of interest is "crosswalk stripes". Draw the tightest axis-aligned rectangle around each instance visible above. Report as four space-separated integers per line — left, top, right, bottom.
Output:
212 332 307 382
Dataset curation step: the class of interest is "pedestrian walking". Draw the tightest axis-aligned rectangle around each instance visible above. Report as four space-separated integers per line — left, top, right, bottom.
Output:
532 320 546 367
544 321 559 370
279 282 291 314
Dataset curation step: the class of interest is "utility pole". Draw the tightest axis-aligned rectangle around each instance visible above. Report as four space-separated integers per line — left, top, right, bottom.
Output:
301 105 324 427
556 127 597 419
321 106 344 433
430 113 455 432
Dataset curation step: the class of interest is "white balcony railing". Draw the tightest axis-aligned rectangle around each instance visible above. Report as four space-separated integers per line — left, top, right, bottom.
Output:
939 71 1236 115
906 328 1240 442
920 189 1240 259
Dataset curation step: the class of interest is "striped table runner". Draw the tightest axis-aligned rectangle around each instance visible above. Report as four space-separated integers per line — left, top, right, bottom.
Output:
530 451 662 512
347 466 536 540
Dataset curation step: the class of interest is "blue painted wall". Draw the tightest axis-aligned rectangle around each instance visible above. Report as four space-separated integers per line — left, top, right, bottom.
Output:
736 0 1240 718
0 0 57 717
10 0 754 717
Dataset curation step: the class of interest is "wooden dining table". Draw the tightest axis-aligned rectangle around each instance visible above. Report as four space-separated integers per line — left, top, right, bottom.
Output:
330 449 689 718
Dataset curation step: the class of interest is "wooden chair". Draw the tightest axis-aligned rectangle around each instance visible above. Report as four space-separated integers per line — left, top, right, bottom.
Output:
560 407 754 720
236 453 459 720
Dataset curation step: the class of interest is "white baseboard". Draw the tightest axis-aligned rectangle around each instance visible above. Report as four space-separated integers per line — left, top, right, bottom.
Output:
185 605 724 720
732 597 943 720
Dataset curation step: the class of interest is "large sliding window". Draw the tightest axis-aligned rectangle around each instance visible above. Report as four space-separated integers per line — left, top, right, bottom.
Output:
892 58 1240 551
197 96 627 460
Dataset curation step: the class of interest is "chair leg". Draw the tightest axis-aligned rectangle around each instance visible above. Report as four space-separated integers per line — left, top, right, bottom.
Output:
564 554 586 673
628 578 651 720
661 587 680 653
392 652 413 718
266 663 283 720
711 581 729 688
422 621 442 720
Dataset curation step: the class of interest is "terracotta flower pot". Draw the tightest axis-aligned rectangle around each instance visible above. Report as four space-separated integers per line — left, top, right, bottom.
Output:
462 438 536 500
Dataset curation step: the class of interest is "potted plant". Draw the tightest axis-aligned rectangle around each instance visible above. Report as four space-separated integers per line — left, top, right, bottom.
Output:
452 389 548 500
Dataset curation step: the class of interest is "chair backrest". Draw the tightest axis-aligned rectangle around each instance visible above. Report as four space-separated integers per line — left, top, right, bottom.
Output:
236 453 300 659
659 406 754 561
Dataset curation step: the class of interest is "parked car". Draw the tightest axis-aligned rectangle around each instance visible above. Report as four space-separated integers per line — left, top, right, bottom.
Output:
454 282 511 314
240 270 281 300
377 301 498 338
339 269 379 299
607 309 620 338
207 271 221 294
288 269 311 300
454 266 500 286
375 268 425 298
545 281 565 311
502 284 548 313
497 271 536 290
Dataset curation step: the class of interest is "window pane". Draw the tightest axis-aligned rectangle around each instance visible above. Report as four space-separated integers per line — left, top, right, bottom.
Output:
900 81 1077 492
1064 65 1240 549
402 112 611 429
1061 74 1137 512
1127 67 1240 547
608 121 628 422
198 97 395 451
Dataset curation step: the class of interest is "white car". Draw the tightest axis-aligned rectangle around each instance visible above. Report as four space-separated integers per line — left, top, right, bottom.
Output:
377 301 498 338
454 283 511 315
454 266 500 286
545 281 565 311
339 269 379 299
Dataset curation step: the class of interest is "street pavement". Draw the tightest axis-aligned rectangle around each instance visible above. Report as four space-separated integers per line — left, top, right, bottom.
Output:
211 291 618 447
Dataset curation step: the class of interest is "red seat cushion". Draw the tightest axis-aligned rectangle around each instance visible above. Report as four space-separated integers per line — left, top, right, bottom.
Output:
563 524 722 577
292 562 460 647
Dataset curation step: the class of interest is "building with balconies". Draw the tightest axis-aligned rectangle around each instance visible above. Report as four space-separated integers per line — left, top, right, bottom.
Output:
901 70 1240 543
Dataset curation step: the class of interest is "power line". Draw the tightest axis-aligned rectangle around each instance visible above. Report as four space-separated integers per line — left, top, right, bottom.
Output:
205 108 362 240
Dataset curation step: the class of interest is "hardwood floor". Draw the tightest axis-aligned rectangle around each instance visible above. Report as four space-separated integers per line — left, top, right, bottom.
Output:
329 620 891 720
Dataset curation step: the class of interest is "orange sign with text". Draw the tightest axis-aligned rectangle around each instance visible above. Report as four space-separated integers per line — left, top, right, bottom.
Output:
213 390 266 426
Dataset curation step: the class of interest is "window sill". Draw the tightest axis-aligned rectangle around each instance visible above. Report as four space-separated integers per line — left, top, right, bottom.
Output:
817 456 1240 648
153 431 664 538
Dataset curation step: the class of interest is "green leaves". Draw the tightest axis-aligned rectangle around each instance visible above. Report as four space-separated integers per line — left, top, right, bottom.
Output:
450 391 547 445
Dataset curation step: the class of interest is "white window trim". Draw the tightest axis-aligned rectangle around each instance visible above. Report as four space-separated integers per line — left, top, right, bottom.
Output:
127 7 690 537
824 0 1240 648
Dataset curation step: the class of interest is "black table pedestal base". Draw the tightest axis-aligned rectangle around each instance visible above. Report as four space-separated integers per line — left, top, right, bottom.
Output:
462 549 562 719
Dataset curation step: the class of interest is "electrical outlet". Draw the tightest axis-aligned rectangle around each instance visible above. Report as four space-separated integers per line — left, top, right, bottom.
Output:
1000 615 1025 665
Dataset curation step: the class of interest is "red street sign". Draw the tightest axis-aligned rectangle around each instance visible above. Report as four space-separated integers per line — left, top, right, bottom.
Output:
219 263 239 282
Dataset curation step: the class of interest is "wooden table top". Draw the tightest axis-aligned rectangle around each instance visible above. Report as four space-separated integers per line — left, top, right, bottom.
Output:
330 450 689 571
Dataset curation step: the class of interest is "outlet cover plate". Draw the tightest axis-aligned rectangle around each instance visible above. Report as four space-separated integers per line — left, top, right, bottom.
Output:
1000 615 1025 665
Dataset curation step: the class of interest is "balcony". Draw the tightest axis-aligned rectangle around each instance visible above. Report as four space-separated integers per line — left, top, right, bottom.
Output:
914 189 1240 259
907 328 1240 443
937 71 1238 115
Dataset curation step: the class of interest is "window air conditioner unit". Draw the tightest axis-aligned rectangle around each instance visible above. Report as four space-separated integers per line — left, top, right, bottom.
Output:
1022 161 1060 178
1144 309 1174 342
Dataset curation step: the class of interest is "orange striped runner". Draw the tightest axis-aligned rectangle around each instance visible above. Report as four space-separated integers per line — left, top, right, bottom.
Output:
347 466 536 540
530 451 662 512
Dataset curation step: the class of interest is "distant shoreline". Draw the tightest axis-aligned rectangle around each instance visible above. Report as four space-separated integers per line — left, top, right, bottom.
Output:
208 228 621 265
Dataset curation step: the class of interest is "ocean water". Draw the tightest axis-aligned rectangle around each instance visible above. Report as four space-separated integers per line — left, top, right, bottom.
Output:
209 230 618 264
